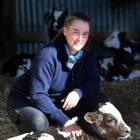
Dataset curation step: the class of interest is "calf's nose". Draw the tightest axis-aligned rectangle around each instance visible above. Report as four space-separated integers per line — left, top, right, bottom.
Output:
125 126 131 134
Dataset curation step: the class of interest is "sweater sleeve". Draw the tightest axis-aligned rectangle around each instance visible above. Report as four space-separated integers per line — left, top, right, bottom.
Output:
29 57 70 126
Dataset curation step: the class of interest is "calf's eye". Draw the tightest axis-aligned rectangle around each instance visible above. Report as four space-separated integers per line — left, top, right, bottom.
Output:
104 115 114 123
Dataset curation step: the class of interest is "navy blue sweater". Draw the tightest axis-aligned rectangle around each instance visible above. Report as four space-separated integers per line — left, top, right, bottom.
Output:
9 41 106 126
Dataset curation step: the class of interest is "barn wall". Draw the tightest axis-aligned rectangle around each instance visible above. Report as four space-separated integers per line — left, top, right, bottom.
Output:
16 0 139 54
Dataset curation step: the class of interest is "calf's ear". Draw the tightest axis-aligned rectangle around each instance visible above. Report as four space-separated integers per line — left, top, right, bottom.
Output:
84 112 96 123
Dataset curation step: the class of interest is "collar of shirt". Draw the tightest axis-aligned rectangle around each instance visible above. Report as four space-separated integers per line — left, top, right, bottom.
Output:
65 45 83 63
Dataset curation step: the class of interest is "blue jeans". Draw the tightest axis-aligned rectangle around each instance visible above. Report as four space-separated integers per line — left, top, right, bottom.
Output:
7 95 49 133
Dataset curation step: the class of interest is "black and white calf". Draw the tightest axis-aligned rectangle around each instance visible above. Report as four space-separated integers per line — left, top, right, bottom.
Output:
44 7 68 41
104 30 140 61
58 102 131 140
2 53 35 77
98 30 140 81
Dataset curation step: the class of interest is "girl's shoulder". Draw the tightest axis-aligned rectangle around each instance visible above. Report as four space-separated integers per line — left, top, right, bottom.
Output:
36 41 65 60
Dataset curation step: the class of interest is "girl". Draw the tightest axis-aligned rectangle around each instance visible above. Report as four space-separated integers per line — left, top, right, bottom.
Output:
7 12 108 138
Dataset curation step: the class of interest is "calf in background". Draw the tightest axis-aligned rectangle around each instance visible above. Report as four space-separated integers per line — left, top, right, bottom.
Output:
1 53 35 77
98 30 140 81
104 30 140 62
44 7 68 41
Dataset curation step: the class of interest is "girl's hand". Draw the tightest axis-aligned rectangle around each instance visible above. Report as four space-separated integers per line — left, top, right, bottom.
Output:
64 119 82 138
61 91 80 110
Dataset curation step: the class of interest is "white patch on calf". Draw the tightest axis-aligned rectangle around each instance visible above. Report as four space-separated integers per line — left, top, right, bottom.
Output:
123 47 132 54
7 132 55 140
7 133 30 140
112 75 124 81
98 57 114 81
53 10 63 30
99 102 131 133
53 10 63 21
104 30 120 49
16 58 32 77
38 133 55 140
128 69 140 80
99 57 113 71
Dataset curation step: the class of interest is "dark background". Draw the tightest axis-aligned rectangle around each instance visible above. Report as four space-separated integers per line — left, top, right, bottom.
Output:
0 0 139 59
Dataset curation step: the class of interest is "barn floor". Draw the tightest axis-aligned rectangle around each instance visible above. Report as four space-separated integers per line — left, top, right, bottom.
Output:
0 63 140 139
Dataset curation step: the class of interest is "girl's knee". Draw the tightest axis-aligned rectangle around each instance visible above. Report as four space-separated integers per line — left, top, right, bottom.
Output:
14 107 50 133
31 114 49 132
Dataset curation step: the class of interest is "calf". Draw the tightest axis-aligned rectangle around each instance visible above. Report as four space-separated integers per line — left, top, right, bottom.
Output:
98 30 140 81
98 57 114 81
44 7 68 41
2 53 35 77
98 50 137 81
58 102 131 140
83 102 131 140
104 30 140 62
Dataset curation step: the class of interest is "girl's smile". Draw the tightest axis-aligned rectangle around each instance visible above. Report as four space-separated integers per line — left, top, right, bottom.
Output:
63 20 89 55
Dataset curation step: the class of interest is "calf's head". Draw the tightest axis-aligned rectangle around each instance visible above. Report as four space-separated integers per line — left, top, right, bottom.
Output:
84 102 131 140
104 30 134 56
45 7 68 40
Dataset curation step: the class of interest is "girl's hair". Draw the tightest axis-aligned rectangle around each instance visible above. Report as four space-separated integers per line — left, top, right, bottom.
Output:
51 11 93 51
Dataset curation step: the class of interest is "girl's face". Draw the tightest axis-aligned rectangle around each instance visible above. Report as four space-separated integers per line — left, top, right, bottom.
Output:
63 20 90 55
